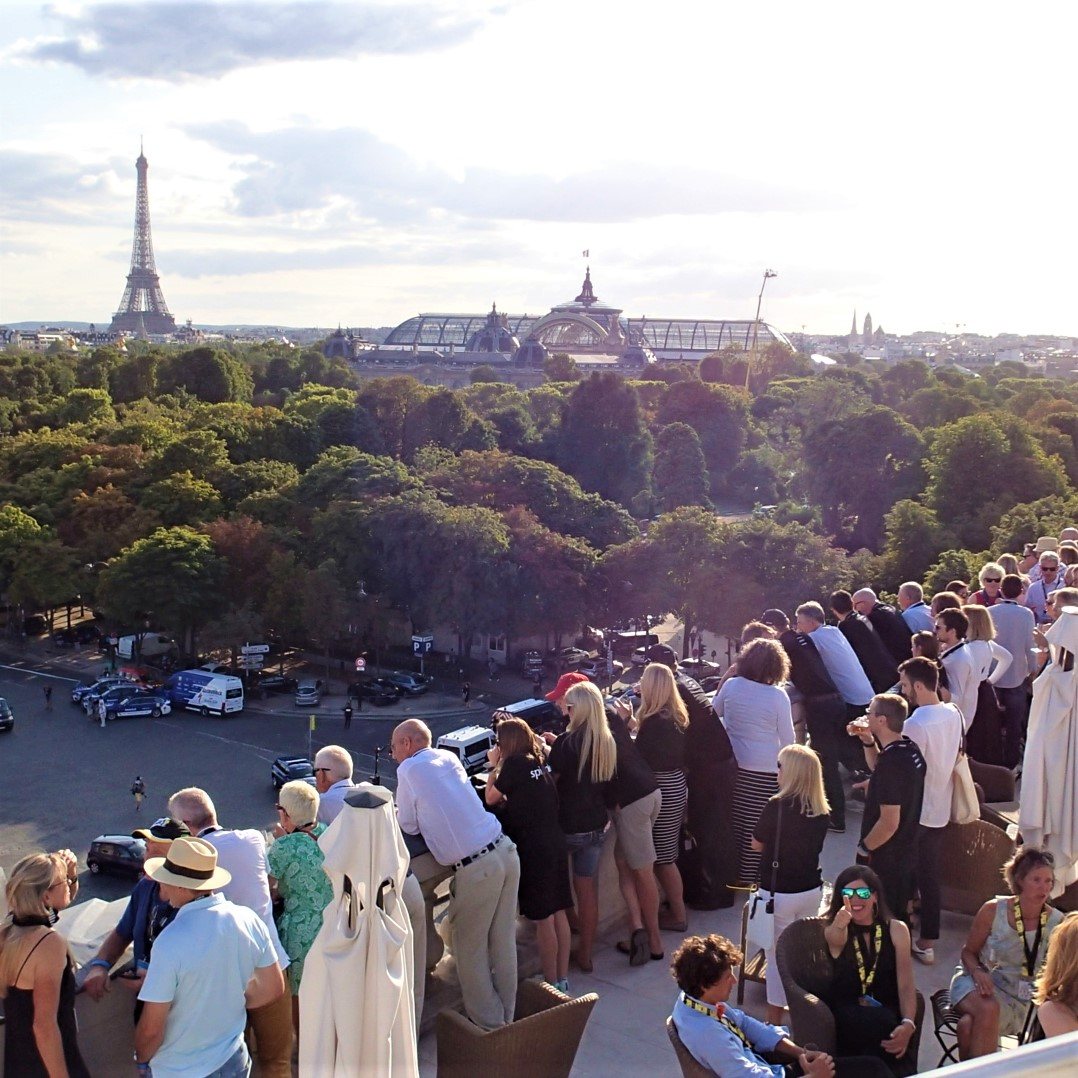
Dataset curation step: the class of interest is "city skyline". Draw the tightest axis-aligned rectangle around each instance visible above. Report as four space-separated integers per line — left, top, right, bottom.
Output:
3 0 1078 337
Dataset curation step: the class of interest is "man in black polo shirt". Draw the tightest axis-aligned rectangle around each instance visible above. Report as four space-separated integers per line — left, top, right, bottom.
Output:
760 609 849 833
848 693 925 923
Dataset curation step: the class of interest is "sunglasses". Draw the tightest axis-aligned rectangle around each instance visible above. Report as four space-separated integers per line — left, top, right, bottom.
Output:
841 886 874 900
984 578 1001 584
274 804 284 812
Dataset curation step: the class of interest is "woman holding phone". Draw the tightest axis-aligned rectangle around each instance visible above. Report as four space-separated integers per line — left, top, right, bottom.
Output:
823 865 918 1076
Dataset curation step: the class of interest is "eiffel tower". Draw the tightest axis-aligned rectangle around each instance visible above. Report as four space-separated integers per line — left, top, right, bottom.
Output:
109 146 176 335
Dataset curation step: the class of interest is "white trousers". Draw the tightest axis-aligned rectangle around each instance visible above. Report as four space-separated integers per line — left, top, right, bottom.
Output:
763 885 824 1008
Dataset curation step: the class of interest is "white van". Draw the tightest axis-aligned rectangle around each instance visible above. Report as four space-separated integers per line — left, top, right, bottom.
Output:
116 633 177 661
166 669 245 717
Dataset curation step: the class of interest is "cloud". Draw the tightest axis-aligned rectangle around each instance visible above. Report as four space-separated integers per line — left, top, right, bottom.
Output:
17 1 486 80
186 121 842 226
0 150 127 223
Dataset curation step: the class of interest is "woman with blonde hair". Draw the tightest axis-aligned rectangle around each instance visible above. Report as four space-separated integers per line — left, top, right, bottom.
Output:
971 563 1006 607
1 849 90 1077
487 717 573 991
962 603 1012 764
548 680 617 972
750 744 831 1023
713 637 796 883
1036 912 1078 1038
634 662 690 933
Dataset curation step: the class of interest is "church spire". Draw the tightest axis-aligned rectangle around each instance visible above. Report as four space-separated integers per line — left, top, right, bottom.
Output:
575 266 597 307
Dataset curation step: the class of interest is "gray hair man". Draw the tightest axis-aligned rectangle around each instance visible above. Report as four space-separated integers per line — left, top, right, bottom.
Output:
313 745 355 825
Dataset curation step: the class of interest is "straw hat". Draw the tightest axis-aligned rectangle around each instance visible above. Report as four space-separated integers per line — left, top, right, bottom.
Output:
1034 536 1059 554
144 836 231 891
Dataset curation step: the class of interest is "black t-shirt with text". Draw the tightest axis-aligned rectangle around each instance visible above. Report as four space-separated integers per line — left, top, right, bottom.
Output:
860 737 926 855
753 796 830 893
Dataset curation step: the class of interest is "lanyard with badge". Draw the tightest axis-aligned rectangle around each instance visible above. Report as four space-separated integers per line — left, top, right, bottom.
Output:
680 993 753 1049
854 923 884 1006
1014 899 1048 1001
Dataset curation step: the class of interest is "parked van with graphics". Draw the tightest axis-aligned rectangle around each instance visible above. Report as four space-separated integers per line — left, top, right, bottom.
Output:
166 668 244 717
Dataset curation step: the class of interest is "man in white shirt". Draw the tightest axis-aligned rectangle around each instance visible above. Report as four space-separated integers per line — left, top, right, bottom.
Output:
169 788 293 1077
135 837 284 1078
936 607 977 731
897 582 935 634
392 718 520 1030
989 574 1038 768
313 744 356 825
898 658 963 965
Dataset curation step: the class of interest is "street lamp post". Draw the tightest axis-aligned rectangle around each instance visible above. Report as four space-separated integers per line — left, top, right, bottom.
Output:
746 269 778 389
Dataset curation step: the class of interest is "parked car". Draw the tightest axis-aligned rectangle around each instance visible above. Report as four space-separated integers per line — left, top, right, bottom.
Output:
85 683 140 716
87 835 146 876
108 691 171 721
348 677 403 706
382 671 432 696
23 614 47 636
546 646 591 671
0 697 13 733
255 674 299 695
271 755 316 790
294 679 323 707
72 675 133 706
578 657 626 680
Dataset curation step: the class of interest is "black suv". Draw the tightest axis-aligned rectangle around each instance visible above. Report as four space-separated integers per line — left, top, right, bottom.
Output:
348 676 402 706
271 755 316 789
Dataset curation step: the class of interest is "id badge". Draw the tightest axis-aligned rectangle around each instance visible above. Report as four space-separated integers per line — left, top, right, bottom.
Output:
858 995 882 1008
1017 979 1033 1002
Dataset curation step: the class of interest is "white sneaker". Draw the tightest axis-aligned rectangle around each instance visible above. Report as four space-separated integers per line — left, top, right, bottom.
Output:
912 944 935 965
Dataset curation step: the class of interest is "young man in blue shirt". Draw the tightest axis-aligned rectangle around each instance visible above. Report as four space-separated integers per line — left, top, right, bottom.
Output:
670 934 891 1076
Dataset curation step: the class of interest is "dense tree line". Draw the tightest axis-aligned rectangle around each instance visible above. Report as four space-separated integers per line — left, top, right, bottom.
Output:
1 339 1076 655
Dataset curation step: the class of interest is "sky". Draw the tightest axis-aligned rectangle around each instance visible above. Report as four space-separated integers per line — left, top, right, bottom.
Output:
2 0 1078 337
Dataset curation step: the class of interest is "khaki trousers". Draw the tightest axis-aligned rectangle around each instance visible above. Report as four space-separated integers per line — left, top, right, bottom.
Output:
244 981 293 1078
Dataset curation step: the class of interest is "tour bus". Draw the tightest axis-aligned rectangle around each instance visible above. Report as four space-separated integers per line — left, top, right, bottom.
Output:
166 668 245 717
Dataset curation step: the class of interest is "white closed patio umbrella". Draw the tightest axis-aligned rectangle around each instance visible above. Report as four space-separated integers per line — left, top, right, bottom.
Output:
1020 606 1078 895
300 783 418 1077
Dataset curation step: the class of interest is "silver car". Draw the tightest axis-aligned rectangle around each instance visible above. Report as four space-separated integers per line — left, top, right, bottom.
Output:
294 680 322 706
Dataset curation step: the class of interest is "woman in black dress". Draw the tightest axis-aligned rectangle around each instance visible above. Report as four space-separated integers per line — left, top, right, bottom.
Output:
822 865 918 1077
0 849 91 1078
486 717 574 992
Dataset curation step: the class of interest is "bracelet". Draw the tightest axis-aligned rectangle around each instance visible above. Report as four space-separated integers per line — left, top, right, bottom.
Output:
901 1018 916 1030
87 958 112 972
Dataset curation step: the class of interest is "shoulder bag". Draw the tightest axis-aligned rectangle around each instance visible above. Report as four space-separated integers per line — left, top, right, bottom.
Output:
950 734 980 826
747 800 783 950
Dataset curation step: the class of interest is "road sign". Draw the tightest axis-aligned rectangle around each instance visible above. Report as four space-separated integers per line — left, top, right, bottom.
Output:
241 643 270 655
412 634 434 655
309 715 317 731
355 657 366 672
238 655 263 670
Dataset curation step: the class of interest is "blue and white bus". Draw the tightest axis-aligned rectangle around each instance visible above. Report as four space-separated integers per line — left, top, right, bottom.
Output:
166 669 244 717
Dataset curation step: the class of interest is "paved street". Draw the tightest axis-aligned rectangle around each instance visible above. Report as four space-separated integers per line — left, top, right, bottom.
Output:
0 651 484 902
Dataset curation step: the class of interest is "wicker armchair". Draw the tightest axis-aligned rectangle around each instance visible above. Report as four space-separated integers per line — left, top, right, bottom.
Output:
968 759 1016 804
775 918 924 1061
938 820 1016 916
666 1017 716 1077
436 980 598 1078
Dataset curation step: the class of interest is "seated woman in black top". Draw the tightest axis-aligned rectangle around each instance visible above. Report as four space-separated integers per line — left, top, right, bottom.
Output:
823 866 918 1077
486 718 574 992
750 743 830 1025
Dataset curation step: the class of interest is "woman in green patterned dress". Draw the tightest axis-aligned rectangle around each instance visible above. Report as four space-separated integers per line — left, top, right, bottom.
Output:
268 779 334 1032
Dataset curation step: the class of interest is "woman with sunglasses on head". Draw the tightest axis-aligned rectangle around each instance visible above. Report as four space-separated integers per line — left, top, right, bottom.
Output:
823 865 918 1076
486 717 574 992
547 680 617 973
750 744 831 1026
949 846 1065 1059
267 780 333 1031
0 849 90 1078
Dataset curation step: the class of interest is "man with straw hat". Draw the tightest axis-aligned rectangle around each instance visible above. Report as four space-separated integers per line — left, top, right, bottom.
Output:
133 837 285 1078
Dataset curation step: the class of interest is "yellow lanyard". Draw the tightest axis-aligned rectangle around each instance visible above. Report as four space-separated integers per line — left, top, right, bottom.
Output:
680 993 752 1050
853 923 883 996
1014 899 1049 977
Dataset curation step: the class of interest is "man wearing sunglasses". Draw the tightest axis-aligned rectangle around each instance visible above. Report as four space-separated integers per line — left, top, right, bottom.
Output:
312 744 356 825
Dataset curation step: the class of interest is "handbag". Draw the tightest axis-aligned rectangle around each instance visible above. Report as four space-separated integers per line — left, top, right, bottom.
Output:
950 737 980 825
747 801 783 950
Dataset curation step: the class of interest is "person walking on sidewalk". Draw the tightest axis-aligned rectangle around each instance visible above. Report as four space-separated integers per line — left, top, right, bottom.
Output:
342 703 353 730
43 685 52 711
462 681 471 704
131 776 146 812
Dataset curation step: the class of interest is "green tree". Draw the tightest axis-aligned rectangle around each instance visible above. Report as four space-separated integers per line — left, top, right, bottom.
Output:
97 527 227 652
109 352 158 403
356 377 428 459
142 472 224 526
158 347 254 403
924 549 985 594
557 373 652 506
651 423 711 512
296 447 416 508
57 388 116 427
470 365 500 383
879 500 953 585
543 353 581 382
0 504 44 594
8 538 83 630
802 406 925 550
57 485 161 562
989 495 1078 555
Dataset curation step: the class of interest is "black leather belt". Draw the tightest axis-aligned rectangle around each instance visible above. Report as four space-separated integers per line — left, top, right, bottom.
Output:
454 838 499 870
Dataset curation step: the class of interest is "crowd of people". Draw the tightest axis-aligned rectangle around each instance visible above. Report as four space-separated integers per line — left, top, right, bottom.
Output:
3 531 1078 1075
